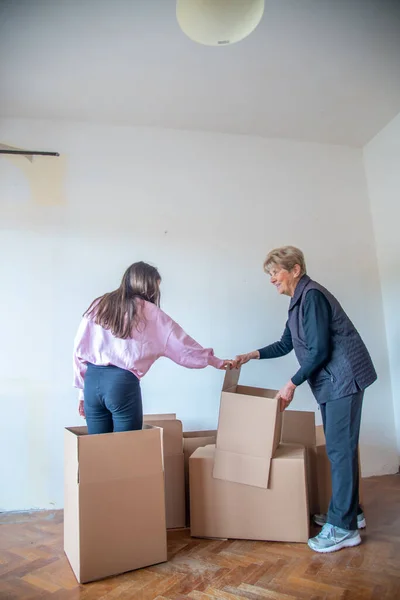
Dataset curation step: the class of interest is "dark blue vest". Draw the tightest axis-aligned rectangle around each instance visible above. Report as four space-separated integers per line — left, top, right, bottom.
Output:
288 275 377 402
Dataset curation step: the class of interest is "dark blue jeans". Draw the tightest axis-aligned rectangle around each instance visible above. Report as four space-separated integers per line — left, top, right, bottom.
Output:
320 390 364 530
84 363 143 434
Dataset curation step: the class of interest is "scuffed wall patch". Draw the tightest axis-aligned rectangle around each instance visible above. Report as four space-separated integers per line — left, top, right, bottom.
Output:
0 142 66 206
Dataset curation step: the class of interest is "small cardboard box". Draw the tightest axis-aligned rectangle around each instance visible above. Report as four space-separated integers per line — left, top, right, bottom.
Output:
213 368 281 488
190 444 309 542
64 425 167 584
183 430 217 526
143 415 185 529
281 409 318 514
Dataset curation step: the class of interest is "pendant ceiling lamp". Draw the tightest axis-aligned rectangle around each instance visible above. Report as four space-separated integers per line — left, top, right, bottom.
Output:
177 0 265 46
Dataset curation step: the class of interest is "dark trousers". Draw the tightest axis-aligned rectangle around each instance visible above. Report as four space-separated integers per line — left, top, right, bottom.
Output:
320 390 364 530
84 363 143 434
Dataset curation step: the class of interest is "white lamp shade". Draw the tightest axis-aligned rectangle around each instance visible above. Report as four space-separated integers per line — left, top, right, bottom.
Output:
177 0 265 46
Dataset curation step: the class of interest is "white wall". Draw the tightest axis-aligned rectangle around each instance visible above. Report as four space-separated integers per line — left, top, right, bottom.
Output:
0 118 397 511
364 112 400 456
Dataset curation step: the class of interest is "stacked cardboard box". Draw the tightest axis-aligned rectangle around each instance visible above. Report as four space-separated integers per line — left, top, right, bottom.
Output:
281 412 363 515
183 430 217 526
189 368 310 542
64 374 364 583
281 409 318 514
144 416 218 528
144 414 185 529
64 425 167 584
190 443 309 542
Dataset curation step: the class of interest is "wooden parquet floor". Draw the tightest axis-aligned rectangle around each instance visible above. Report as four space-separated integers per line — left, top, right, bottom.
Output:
1 475 400 600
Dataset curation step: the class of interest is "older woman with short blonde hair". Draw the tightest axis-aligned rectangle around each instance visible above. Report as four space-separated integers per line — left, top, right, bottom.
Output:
235 246 376 554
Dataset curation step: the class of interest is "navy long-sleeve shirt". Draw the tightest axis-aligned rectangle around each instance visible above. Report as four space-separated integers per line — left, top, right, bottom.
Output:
258 290 332 386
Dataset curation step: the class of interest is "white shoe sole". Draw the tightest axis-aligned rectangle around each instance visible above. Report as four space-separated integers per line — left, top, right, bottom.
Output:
313 517 366 530
308 533 362 554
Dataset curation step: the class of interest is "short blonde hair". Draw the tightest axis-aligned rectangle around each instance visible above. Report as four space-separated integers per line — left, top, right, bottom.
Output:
263 246 307 276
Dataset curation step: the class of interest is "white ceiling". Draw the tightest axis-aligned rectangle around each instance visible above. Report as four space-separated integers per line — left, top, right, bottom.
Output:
1 0 400 147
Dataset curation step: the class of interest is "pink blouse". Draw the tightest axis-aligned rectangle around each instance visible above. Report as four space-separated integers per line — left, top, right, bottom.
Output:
73 299 224 400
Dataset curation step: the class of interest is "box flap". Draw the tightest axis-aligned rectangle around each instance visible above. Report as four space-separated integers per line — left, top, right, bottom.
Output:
222 366 240 392
199 443 305 462
213 448 271 488
64 429 80 579
213 391 281 488
273 443 305 460
65 426 88 436
77 426 163 484
281 410 316 448
190 444 216 460
64 428 80 484
216 391 281 457
143 418 183 456
183 435 217 459
144 413 176 421
183 430 217 439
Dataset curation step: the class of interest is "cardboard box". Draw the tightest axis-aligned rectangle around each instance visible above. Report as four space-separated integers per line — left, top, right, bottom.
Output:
183 430 217 526
281 410 316 448
314 425 363 514
190 444 309 542
281 410 318 514
144 413 176 421
282 414 363 515
213 368 281 488
64 425 167 584
143 415 185 529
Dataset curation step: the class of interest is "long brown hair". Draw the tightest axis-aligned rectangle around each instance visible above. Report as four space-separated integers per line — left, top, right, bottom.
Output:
84 262 161 339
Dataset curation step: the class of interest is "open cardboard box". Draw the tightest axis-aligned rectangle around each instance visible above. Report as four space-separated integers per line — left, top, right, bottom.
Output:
64 425 167 584
213 367 281 488
189 368 309 542
144 414 185 529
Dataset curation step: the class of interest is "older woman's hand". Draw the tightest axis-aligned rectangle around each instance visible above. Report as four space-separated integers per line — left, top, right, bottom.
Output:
235 350 260 367
276 380 297 412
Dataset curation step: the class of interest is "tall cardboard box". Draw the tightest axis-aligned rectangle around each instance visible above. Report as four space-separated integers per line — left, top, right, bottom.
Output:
64 425 167 584
281 410 318 514
144 414 185 529
183 430 217 526
213 368 281 488
190 444 309 542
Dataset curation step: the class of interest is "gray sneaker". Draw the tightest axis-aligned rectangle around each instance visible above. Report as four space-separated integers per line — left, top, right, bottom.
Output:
313 511 366 529
308 523 361 553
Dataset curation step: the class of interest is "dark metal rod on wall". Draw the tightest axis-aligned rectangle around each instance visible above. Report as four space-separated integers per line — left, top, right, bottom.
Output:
0 150 60 156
